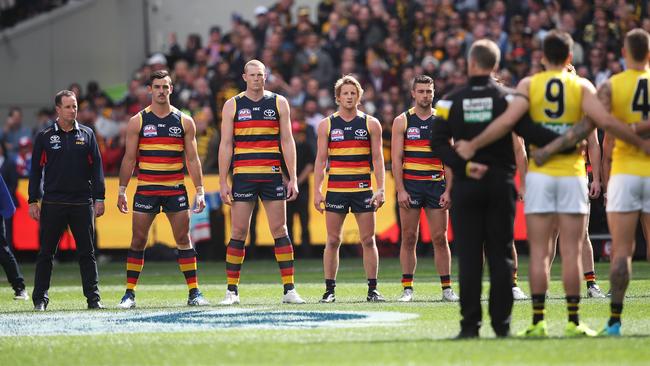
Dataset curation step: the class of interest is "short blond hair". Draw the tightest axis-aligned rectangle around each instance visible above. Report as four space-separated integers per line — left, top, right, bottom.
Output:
244 59 266 74
334 75 364 105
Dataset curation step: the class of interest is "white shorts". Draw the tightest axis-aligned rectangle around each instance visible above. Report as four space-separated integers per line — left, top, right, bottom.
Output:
524 172 589 214
606 174 650 213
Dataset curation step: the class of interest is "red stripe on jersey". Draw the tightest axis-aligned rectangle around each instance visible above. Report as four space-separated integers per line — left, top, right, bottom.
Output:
139 137 184 145
235 141 279 148
139 156 184 164
327 180 371 188
40 151 47 166
138 173 184 182
404 140 430 147
233 159 280 167
329 160 369 168
329 140 370 148
403 173 434 181
403 157 441 165
234 120 279 128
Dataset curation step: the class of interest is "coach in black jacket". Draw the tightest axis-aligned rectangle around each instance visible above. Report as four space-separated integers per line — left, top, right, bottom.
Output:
28 90 105 311
431 40 562 338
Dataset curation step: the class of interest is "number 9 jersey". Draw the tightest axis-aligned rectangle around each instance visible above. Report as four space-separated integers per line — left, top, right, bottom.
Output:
528 70 585 177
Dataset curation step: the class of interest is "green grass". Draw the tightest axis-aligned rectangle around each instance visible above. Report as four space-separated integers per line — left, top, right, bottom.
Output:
1 257 650 365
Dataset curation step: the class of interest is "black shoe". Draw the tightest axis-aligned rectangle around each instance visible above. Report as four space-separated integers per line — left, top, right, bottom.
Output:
455 329 479 339
366 289 386 302
320 291 335 303
88 300 105 309
34 301 47 312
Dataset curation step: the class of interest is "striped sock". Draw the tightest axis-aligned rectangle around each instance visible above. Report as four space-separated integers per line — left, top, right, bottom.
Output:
226 239 245 294
440 275 451 290
178 248 199 293
584 271 596 288
512 268 519 287
402 274 414 290
274 236 295 294
532 294 546 324
609 302 623 326
126 250 144 293
567 295 580 325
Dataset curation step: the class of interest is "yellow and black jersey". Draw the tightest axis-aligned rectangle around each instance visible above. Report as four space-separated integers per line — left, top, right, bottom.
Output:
610 69 650 177
326 111 372 192
402 107 444 181
528 70 586 177
136 106 186 196
232 91 281 181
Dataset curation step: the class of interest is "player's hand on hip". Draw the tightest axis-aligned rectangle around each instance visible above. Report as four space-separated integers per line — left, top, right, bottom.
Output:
286 179 299 201
466 162 488 180
371 188 385 209
439 190 451 209
313 190 325 214
220 183 232 206
94 201 105 217
454 140 476 160
397 189 411 209
28 202 40 221
194 186 206 213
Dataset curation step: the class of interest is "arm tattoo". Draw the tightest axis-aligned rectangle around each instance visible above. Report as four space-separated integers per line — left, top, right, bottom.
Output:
597 82 612 112
542 118 595 156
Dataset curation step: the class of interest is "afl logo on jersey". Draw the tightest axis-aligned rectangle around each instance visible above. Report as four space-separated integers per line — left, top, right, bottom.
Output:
169 126 182 136
406 127 420 140
143 124 158 137
354 129 368 137
264 109 276 118
330 129 344 141
238 108 252 120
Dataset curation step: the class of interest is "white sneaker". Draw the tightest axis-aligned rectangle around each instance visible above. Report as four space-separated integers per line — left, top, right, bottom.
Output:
587 285 606 298
282 289 306 304
512 286 528 300
219 290 240 305
397 288 413 302
13 289 29 301
117 293 136 309
442 288 459 302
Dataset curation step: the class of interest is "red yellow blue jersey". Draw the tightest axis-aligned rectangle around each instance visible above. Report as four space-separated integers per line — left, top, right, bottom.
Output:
232 91 281 181
402 107 444 181
136 106 186 196
326 112 372 192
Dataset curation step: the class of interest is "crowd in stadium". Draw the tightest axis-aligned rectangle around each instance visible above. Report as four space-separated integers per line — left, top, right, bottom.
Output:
2 0 647 179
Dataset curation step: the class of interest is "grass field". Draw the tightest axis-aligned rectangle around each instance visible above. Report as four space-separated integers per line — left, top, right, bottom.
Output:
1 256 649 365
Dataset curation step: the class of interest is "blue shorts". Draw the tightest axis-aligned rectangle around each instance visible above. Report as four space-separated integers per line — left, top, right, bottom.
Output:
325 190 374 213
404 179 446 209
232 174 286 201
133 191 189 214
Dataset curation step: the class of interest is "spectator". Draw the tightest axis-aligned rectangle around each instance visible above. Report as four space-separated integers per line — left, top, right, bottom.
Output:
1 107 31 155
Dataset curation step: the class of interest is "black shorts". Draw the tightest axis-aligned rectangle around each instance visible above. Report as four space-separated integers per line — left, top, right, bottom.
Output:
325 190 374 213
232 175 286 201
133 191 189 214
404 179 446 209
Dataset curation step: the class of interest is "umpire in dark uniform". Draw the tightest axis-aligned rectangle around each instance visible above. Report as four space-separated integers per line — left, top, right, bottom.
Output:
431 40 561 338
28 90 105 311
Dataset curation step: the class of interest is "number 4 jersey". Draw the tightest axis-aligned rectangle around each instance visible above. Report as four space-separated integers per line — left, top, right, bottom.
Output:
610 69 650 176
528 70 585 177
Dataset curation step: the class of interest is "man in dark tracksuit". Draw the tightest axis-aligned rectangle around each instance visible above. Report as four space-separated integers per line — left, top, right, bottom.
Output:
431 40 561 338
28 90 105 311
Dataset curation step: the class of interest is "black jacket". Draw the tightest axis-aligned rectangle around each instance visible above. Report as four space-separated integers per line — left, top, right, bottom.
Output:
28 121 105 204
431 76 562 178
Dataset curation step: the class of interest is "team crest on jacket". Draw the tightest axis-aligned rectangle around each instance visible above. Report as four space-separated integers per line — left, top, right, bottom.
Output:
406 127 420 140
143 124 157 137
330 128 344 141
238 108 252 120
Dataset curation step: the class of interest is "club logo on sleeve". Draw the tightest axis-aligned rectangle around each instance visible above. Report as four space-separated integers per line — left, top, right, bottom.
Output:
330 129 344 141
406 127 420 140
238 108 252 121
143 124 157 137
